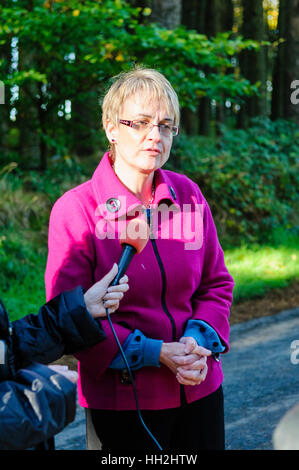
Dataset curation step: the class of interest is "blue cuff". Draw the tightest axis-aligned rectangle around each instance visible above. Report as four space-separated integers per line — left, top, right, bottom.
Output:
143 337 163 367
109 329 163 371
183 320 225 354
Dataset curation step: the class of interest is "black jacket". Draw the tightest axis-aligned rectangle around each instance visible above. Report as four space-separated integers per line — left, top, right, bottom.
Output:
0 286 106 450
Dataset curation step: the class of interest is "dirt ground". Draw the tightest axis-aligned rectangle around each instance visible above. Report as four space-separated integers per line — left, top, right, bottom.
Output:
53 280 299 371
229 280 299 325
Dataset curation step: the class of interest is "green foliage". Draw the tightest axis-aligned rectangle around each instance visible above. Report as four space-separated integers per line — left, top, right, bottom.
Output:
0 162 50 233
0 230 42 292
0 0 261 163
0 0 260 102
0 158 90 267
126 26 261 111
169 117 299 243
22 154 90 203
0 229 47 320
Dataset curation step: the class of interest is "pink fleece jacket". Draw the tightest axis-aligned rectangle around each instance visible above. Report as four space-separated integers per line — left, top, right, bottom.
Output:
45 152 234 410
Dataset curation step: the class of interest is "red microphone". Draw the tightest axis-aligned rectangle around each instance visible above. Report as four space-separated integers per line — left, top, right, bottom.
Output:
106 217 163 450
110 218 150 286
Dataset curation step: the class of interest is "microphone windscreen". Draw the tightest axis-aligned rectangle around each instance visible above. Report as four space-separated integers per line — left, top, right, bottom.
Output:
120 218 150 254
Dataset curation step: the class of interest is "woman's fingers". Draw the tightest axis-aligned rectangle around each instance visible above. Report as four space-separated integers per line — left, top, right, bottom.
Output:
176 356 208 385
179 356 207 369
172 353 200 366
171 348 210 366
176 363 208 386
191 345 212 357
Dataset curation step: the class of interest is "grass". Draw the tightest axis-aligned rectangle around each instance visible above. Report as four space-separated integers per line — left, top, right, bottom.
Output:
1 258 47 322
224 231 299 302
0 229 47 321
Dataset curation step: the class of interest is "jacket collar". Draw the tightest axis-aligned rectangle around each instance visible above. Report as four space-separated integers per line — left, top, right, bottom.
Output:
92 152 179 220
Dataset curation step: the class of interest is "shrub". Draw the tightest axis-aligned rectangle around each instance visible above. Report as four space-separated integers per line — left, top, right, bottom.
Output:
0 229 47 320
169 117 299 244
21 154 89 203
0 156 89 240
0 233 36 291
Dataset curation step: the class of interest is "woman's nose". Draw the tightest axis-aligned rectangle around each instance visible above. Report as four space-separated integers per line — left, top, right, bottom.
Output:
147 124 162 141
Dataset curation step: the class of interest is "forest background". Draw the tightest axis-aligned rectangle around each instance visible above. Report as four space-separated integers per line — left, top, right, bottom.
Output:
0 0 298 321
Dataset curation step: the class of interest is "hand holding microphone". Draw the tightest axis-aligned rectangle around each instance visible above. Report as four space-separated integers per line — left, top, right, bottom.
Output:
84 264 129 318
84 218 149 318
109 217 150 286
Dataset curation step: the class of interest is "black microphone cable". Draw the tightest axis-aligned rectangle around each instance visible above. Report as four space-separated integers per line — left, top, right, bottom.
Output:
105 306 163 451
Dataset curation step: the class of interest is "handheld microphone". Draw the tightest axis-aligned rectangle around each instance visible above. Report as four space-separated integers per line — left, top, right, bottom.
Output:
110 218 150 286
105 218 163 450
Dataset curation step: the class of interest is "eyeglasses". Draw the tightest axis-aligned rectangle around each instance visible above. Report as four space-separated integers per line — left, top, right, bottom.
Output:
119 119 179 137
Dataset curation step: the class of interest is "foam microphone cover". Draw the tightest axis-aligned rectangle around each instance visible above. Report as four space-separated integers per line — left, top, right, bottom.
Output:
110 218 150 286
120 217 150 253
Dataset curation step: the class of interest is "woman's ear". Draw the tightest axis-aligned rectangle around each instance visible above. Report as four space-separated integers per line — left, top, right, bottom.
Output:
105 120 118 145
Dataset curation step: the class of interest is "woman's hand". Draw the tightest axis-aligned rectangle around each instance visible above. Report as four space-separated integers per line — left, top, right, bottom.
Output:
84 263 129 318
159 341 187 375
159 337 211 386
175 337 211 386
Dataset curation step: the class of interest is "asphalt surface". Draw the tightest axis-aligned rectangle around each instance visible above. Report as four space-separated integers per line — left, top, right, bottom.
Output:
55 307 299 451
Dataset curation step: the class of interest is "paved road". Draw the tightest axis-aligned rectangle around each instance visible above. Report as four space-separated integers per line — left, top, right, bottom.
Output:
55 307 299 451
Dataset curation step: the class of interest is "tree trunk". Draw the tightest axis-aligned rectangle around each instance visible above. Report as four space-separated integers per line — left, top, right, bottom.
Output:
149 0 182 29
71 88 99 158
271 0 287 120
181 0 199 135
181 0 234 136
213 0 234 135
181 0 209 136
272 0 299 125
238 0 267 128
0 38 12 161
70 43 99 158
285 0 299 125
16 40 40 169
15 0 41 169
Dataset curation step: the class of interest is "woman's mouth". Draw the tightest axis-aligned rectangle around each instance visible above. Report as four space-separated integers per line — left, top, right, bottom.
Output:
144 148 161 154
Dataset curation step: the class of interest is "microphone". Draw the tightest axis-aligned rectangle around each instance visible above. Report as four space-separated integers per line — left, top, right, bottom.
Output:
105 217 163 450
110 218 150 286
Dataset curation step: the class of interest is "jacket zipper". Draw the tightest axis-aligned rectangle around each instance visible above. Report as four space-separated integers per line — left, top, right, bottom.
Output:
146 208 176 341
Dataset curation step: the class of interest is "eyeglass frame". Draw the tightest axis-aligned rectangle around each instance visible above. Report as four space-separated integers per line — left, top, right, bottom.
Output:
119 119 179 137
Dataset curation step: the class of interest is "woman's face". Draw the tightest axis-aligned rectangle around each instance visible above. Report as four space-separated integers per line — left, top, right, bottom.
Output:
106 92 174 175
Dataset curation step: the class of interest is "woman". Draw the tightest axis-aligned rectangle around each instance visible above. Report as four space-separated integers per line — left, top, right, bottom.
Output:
45 68 234 451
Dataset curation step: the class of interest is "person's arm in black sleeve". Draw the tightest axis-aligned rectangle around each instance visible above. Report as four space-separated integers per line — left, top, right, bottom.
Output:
11 264 129 369
12 286 105 369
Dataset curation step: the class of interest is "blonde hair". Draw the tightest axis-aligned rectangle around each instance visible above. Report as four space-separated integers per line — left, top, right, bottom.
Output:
101 67 180 157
